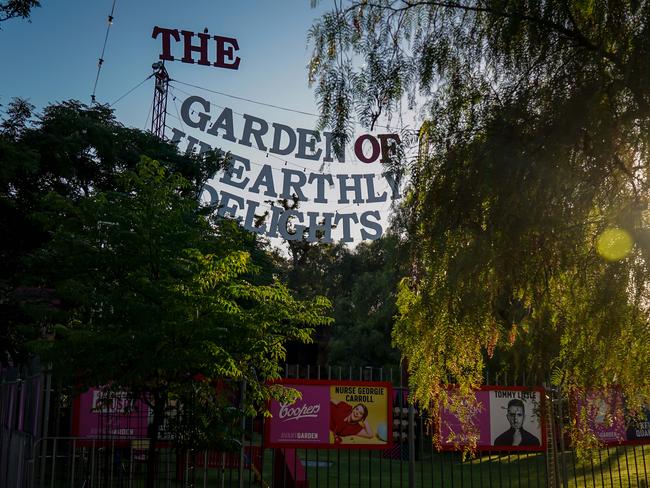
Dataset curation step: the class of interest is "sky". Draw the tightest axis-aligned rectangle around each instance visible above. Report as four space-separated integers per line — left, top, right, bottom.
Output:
1 1 419 244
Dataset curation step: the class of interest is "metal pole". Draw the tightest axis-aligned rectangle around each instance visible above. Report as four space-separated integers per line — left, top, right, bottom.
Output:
39 369 52 488
554 391 569 488
239 380 247 488
408 402 416 488
401 360 415 488
50 439 57 488
71 439 77 488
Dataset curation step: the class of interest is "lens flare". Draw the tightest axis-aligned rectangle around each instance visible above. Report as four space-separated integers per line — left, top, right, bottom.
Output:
596 228 633 261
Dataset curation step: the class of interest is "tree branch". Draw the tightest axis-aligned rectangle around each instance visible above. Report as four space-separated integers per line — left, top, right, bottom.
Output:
352 0 621 66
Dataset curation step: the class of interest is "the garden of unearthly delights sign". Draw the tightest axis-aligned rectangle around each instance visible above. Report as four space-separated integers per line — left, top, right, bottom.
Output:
153 26 405 244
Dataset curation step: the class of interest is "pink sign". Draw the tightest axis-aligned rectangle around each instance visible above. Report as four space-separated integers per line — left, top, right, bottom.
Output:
266 380 393 449
440 387 546 452
575 390 626 444
440 390 492 448
268 385 330 446
73 388 150 439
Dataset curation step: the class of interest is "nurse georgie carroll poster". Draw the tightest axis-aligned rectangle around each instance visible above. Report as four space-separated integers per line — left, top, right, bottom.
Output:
439 386 546 452
265 379 393 449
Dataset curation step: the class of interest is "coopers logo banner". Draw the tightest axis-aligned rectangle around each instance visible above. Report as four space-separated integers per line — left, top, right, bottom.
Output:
266 379 393 449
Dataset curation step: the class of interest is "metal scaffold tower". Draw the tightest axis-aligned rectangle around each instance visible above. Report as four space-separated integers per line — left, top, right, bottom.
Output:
151 61 170 139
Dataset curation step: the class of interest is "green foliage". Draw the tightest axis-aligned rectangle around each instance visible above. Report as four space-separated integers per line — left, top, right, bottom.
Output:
309 0 650 449
29 157 331 447
1 100 332 452
0 100 228 365
280 233 407 368
327 235 406 368
0 0 40 24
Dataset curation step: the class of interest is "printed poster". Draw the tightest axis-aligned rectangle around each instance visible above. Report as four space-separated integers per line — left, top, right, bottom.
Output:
575 390 650 445
73 388 149 439
440 387 545 451
266 380 392 449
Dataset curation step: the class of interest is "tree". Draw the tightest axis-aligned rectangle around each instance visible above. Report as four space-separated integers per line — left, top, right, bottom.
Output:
0 97 33 138
0 0 40 24
0 100 224 365
1 98 331 482
276 212 407 369
309 0 650 447
29 158 331 485
326 235 406 368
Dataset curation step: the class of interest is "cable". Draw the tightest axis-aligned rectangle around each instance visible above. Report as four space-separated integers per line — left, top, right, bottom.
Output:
171 78 414 132
110 75 154 107
91 0 118 104
168 84 392 171
170 93 186 133
172 79 319 118
143 98 154 131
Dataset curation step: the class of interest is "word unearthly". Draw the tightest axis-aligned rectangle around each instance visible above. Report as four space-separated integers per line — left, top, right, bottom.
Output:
152 26 240 70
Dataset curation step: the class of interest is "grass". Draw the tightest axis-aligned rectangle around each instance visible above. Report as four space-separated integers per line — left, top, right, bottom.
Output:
36 440 650 487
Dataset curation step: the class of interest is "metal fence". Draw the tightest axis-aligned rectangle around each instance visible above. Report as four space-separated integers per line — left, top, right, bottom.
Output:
3 364 650 487
0 360 51 488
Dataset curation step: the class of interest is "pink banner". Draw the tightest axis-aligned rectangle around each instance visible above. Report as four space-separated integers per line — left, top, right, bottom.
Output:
574 389 650 445
73 388 149 439
440 387 546 452
266 380 393 449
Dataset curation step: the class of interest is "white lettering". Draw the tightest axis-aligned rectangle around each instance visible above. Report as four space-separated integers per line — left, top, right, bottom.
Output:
278 402 321 422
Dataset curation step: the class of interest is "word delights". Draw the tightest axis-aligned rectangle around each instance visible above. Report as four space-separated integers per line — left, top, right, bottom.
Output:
152 27 240 70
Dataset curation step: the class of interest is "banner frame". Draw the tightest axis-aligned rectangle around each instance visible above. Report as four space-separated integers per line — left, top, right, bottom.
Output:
439 385 548 453
570 388 650 447
265 378 394 450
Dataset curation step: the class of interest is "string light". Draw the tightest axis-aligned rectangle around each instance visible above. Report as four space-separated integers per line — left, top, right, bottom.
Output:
91 0 118 104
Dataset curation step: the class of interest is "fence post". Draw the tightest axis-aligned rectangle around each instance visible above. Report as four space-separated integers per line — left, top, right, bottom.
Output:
544 387 558 488
408 401 416 488
39 368 52 488
239 379 247 488
554 389 569 488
